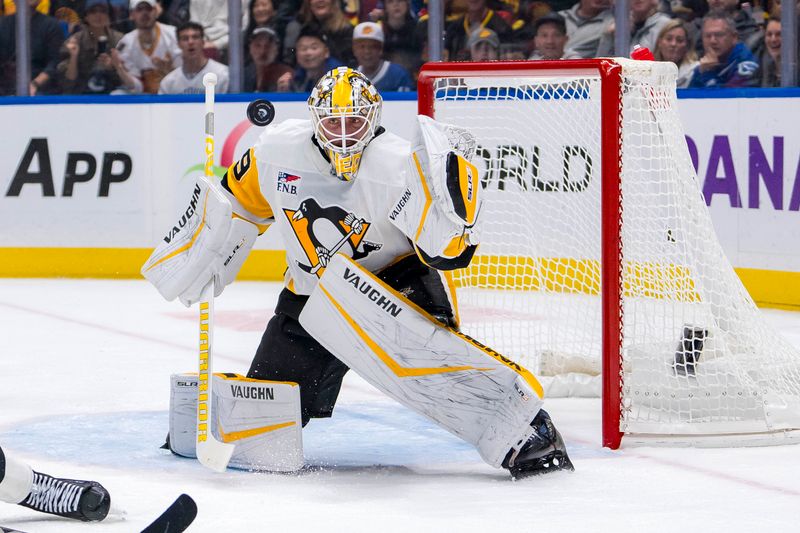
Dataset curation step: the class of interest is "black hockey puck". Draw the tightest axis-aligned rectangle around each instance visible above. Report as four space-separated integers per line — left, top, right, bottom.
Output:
246 99 275 127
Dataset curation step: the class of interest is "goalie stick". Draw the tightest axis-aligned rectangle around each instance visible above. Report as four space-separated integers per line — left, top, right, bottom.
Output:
1 494 197 533
196 72 235 473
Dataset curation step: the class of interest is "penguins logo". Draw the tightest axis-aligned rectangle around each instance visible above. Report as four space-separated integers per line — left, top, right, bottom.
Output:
284 198 382 276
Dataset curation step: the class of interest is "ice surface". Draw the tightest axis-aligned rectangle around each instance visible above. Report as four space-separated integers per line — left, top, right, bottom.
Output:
0 280 798 532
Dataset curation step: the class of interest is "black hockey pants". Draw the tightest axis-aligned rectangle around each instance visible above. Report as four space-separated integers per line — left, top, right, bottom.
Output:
246 255 457 426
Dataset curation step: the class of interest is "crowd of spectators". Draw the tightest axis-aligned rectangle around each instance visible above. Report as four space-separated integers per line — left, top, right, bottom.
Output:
0 0 796 95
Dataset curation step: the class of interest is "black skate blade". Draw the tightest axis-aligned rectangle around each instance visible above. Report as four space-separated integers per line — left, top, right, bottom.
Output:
1 527 29 533
141 494 197 533
510 452 575 481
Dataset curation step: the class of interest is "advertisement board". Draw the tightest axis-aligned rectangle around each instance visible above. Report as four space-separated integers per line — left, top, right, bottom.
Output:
0 92 798 307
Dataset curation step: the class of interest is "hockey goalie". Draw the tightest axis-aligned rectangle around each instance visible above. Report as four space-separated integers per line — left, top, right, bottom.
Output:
142 67 573 479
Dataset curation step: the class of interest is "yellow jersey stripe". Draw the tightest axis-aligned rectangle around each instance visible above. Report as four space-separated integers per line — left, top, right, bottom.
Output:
226 149 274 219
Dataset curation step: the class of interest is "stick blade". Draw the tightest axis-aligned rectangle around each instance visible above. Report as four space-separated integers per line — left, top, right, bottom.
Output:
141 494 198 533
197 437 235 473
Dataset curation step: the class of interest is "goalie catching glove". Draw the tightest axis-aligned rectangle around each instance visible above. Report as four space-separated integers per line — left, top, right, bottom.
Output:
390 115 483 269
141 176 258 306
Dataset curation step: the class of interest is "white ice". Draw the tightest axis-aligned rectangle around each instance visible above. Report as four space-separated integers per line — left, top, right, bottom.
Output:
0 279 798 532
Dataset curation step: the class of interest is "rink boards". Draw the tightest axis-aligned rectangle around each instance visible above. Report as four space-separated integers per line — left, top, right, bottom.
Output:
0 90 799 308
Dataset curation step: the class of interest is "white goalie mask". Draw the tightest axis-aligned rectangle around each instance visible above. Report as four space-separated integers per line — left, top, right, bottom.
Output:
308 67 383 181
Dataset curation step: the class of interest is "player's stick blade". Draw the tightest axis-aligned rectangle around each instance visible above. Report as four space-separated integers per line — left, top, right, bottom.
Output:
197 438 234 473
1 527 29 533
141 494 197 533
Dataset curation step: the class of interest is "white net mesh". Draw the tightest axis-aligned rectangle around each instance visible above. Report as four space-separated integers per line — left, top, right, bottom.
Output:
428 59 800 443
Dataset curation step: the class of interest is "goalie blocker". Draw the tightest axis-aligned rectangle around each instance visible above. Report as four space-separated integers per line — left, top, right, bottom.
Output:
169 373 303 472
141 176 259 307
299 254 573 475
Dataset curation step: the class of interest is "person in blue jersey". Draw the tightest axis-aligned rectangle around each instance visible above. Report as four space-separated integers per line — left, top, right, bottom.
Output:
351 22 413 92
688 12 759 89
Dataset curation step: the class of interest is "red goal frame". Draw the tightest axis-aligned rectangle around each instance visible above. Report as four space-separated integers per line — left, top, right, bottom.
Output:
417 60 626 449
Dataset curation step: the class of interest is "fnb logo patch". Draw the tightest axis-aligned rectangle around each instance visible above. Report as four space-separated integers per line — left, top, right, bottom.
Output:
277 171 301 194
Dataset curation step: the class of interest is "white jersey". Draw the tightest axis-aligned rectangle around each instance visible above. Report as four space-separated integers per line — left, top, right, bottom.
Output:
159 60 230 94
223 119 417 296
116 23 182 93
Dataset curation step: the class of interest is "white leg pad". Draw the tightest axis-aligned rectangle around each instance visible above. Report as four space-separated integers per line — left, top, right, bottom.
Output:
298 254 545 467
169 373 304 472
0 451 33 504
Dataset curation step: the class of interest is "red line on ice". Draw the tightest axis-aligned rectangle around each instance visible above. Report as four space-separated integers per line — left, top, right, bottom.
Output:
0 300 252 365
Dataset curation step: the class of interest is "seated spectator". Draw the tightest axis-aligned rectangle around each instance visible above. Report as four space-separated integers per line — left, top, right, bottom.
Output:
159 21 228 93
528 12 581 60
381 0 421 77
277 27 342 92
688 12 759 88
445 0 511 61
244 0 277 49
112 0 181 93
162 0 190 27
671 0 708 22
468 27 500 61
283 0 355 67
597 0 671 56
352 22 413 91
558 0 613 58
496 0 523 20
694 0 762 53
509 1 554 57
759 16 781 87
243 25 292 91
189 0 250 61
654 19 698 88
0 0 64 95
353 0 383 24
108 0 133 33
57 0 124 94
412 15 437 65
273 0 302 42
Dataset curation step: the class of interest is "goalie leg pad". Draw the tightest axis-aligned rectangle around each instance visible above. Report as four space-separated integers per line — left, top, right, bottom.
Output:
298 254 544 468
169 373 304 472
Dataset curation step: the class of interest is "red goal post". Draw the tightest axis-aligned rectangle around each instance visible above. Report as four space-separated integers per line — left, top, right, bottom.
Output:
417 59 800 449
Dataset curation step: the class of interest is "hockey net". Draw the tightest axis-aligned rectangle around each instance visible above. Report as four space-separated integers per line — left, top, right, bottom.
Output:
418 59 800 448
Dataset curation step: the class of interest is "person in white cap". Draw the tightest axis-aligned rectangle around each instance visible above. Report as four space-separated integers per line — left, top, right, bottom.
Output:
467 27 500 61
111 0 181 93
352 21 413 92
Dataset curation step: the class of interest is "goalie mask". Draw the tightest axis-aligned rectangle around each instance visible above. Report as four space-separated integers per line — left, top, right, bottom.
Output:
308 67 382 181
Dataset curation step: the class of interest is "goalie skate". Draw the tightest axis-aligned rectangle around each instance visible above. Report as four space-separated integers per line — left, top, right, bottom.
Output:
20 472 110 522
502 409 574 480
